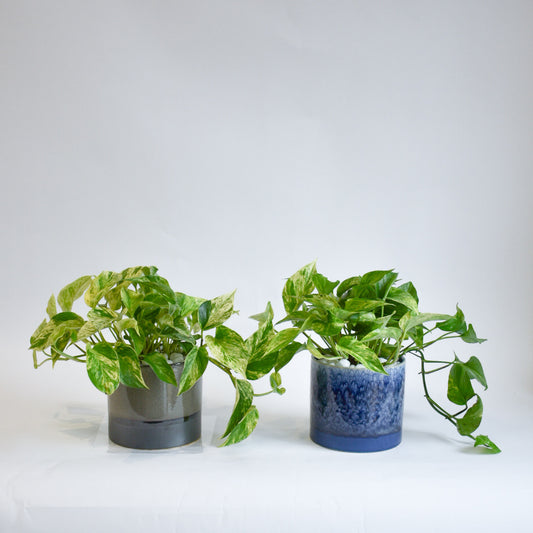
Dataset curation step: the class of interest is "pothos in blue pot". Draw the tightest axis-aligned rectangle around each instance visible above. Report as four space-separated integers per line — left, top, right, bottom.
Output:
259 262 500 453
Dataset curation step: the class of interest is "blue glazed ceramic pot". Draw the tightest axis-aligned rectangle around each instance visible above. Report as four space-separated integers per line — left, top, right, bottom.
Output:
310 357 405 452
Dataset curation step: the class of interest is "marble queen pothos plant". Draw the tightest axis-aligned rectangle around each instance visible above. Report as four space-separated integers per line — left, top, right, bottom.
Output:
29 266 285 446
259 262 500 453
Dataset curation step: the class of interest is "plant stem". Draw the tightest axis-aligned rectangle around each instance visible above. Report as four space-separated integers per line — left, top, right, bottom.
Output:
208 357 237 387
404 332 461 354
419 353 459 428
51 348 86 363
453 406 468 417
35 357 53 368
112 326 124 342
389 329 406 364
408 352 454 365
420 363 452 374
254 389 276 397
73 343 87 354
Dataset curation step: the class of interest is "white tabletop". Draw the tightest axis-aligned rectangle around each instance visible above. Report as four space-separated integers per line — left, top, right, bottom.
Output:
2 351 530 533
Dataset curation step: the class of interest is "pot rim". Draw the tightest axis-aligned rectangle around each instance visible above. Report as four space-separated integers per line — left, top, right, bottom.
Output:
311 355 405 372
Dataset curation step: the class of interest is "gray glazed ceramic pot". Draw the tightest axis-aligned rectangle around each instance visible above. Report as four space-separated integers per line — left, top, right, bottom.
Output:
108 362 201 449
310 357 405 452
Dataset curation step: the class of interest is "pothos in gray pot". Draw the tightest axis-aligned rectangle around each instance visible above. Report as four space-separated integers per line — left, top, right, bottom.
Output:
259 262 500 453
29 266 284 449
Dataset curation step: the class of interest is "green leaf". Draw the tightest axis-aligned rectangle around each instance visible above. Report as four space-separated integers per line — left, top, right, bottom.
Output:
270 371 282 388
457 395 483 435
29 320 63 350
34 313 84 350
178 345 208 394
160 324 196 344
282 261 316 313
105 286 123 311
30 319 48 349
221 406 259 446
198 300 212 330
461 356 488 389
312 273 339 295
52 330 71 353
361 326 402 343
344 298 385 313
336 337 386 374
275 342 304 371
132 275 177 303
120 288 142 316
306 337 328 359
84 271 120 308
345 312 379 335
397 281 419 304
87 307 116 320
407 325 424 348
143 353 178 386
329 307 362 322
46 295 57 319
57 275 92 312
126 328 145 355
474 435 501 453
360 269 395 286
77 317 113 341
354 270 397 299
86 343 120 395
120 266 152 280
222 379 254 438
399 312 452 332
175 292 205 317
206 326 248 376
304 293 340 310
386 287 419 313
160 312 179 331
276 310 312 326
246 350 278 380
447 362 475 405
264 328 300 356
336 276 361 297
204 291 235 329
245 318 274 359
249 302 274 324
142 292 168 308
116 318 139 334
116 344 147 389
245 317 277 379
51 311 84 324
436 305 467 334
306 314 344 336
461 324 486 344
364 270 398 299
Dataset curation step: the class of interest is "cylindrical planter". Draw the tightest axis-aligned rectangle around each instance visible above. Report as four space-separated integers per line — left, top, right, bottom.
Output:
310 357 405 452
108 362 202 449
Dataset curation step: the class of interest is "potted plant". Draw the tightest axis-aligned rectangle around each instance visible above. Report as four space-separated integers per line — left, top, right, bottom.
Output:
262 262 500 453
29 266 284 449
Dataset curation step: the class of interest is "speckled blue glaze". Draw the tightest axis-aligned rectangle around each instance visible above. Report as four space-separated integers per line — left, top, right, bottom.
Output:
310 357 405 452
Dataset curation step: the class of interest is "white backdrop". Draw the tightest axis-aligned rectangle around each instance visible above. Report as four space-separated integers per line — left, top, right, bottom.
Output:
1 1 532 532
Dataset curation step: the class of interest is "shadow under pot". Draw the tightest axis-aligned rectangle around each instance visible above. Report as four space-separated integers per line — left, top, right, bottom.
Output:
108 362 202 449
310 357 405 452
